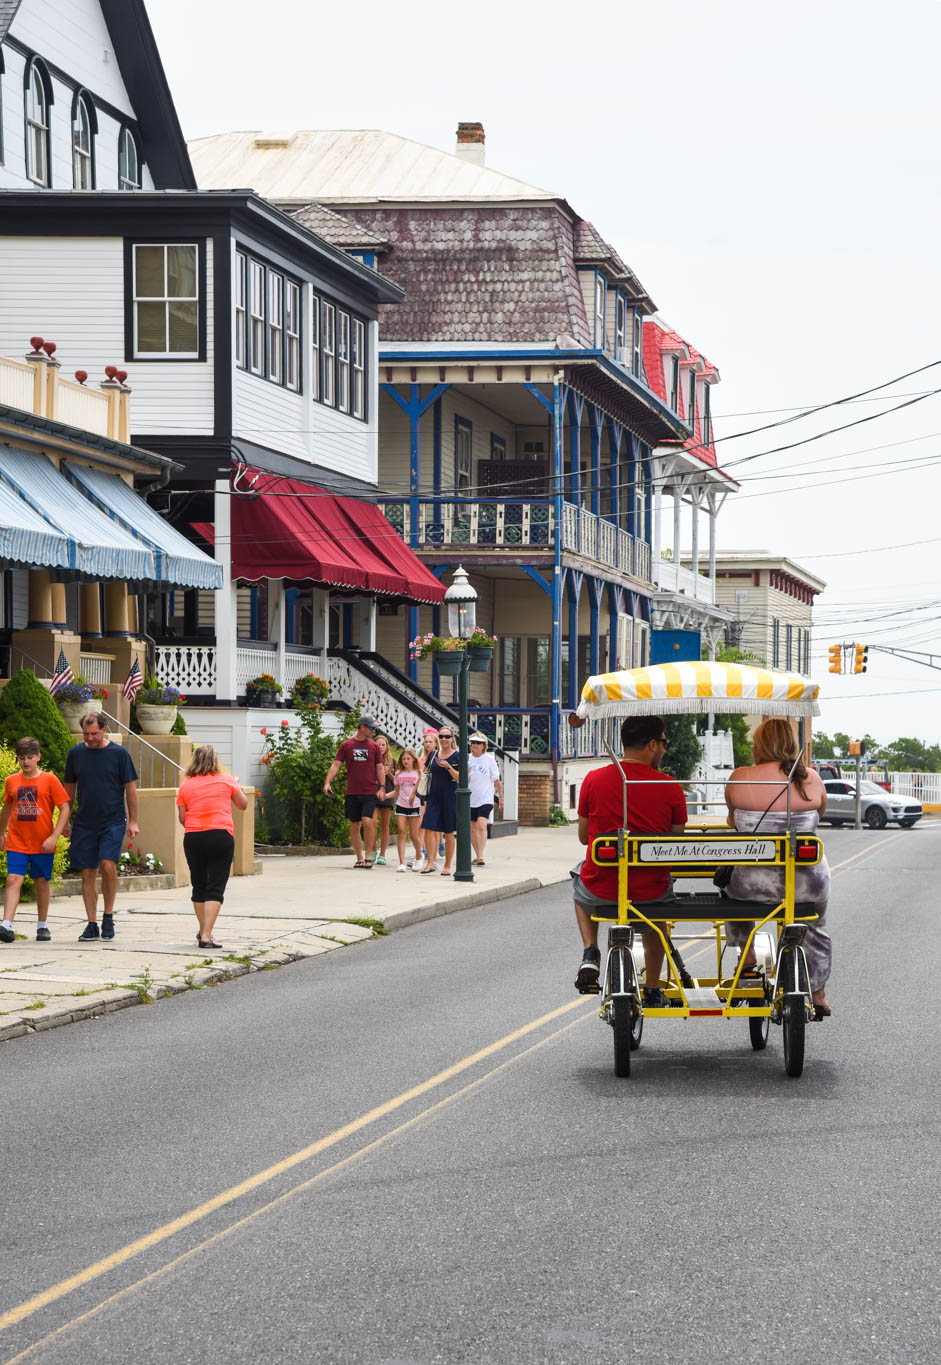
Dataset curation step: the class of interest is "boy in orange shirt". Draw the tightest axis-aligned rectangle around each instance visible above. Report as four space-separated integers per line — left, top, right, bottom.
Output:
0 737 71 943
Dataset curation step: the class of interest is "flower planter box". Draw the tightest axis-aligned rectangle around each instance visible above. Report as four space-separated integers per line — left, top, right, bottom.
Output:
136 703 178 735
248 690 276 707
58 699 102 730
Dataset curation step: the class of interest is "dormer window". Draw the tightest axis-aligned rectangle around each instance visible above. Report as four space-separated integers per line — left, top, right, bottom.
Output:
119 126 141 190
72 93 95 189
632 313 642 377
594 274 606 348
669 356 679 410
615 296 627 360
26 61 51 186
703 383 712 446
688 371 697 430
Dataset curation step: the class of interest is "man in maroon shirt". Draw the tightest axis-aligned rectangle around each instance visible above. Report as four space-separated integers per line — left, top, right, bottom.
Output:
573 714 687 1005
323 716 386 868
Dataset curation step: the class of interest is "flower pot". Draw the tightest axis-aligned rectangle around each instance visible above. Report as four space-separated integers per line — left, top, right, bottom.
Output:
58 699 101 731
136 703 178 735
432 650 464 676
249 690 275 707
466 645 494 672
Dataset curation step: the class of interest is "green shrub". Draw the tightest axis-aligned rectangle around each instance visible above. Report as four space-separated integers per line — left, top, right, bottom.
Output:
0 671 72 776
260 707 358 847
0 742 70 895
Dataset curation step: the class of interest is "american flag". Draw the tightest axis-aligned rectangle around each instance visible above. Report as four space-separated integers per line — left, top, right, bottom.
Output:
49 649 74 697
123 655 143 702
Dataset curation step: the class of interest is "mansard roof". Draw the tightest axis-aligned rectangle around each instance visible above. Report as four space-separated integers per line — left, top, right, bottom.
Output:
291 203 389 251
573 219 654 307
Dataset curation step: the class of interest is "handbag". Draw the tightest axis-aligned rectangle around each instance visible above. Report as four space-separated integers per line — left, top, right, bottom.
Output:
416 765 431 798
714 782 789 889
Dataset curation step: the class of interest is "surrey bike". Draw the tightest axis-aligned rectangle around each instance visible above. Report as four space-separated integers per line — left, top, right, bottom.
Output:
570 660 826 1080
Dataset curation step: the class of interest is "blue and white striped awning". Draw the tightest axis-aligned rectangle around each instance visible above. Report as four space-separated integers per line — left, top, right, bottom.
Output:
0 446 155 581
0 469 74 571
64 462 223 590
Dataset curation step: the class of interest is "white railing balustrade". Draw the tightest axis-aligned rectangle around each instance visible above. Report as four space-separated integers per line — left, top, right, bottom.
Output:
155 644 217 694
235 644 277 694
380 499 555 551
617 529 635 576
328 654 430 751
0 355 35 412
889 772 941 804
79 652 113 686
54 379 110 436
284 651 325 691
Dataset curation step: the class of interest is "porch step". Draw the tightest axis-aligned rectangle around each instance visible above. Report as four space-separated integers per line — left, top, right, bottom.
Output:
489 819 518 839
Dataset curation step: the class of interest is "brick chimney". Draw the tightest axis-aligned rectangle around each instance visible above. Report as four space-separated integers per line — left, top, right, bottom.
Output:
455 122 485 166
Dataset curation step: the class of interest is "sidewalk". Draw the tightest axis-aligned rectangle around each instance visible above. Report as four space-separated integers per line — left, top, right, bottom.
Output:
0 827 578 1041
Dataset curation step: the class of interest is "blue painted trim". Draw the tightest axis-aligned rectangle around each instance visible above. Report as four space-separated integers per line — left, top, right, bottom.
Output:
408 606 420 682
588 579 600 677
587 403 602 518
566 390 584 506
431 603 441 699
523 566 553 595
522 382 554 416
249 585 259 639
433 397 442 495
342 602 353 646
566 571 583 710
490 433 506 458
285 586 300 645
550 381 566 772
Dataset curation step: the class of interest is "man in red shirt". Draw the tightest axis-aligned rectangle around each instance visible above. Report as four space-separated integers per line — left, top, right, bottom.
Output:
573 715 687 1005
323 715 386 868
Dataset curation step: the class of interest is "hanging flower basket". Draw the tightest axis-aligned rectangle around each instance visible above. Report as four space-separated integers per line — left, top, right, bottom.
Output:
432 650 464 677
466 645 494 672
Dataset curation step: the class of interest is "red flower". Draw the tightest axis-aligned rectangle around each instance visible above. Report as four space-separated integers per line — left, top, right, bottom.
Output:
281 719 289 727
260 727 267 736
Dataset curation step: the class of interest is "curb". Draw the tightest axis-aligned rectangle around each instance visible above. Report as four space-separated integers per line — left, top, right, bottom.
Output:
378 877 548 931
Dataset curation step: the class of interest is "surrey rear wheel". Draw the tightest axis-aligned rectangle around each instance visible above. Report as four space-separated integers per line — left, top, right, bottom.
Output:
749 1015 770 1051
782 996 806 1077
612 996 633 1078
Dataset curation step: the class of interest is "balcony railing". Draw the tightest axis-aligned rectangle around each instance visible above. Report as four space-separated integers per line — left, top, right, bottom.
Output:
468 707 621 759
655 557 716 604
380 498 652 580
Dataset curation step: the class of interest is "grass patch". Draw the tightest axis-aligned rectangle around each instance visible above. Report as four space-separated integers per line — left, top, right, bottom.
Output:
343 917 389 938
23 999 46 1011
259 962 281 971
183 971 202 989
222 953 253 968
124 966 154 1004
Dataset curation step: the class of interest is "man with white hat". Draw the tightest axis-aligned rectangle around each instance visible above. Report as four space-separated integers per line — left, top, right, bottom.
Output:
467 732 502 866
323 715 385 868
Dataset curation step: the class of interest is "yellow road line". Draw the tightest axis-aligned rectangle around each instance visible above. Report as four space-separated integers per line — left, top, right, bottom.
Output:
829 829 906 872
2 1009 595 1365
0 997 592 1339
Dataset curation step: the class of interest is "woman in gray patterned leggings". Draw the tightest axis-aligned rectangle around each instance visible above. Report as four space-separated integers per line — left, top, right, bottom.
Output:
724 718 832 1016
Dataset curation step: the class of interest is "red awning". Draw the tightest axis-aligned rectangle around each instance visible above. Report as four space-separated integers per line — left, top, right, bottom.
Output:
230 469 445 604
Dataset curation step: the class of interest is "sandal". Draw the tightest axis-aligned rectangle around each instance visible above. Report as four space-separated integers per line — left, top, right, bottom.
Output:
198 937 222 949
353 860 373 869
420 866 437 875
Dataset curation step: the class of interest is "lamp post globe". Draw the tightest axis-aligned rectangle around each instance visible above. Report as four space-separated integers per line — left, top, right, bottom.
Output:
444 564 477 640
444 567 478 883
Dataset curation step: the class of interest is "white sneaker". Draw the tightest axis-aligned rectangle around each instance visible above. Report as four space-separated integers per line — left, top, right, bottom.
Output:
397 863 407 873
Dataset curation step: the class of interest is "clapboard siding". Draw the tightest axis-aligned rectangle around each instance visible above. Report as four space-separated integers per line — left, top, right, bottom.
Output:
8 0 137 115
0 235 213 433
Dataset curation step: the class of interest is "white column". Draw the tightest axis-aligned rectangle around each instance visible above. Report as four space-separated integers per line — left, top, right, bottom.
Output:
651 458 663 569
672 482 682 591
708 491 717 599
690 483 701 581
267 578 286 691
358 597 377 652
214 479 238 701
501 754 519 823
312 588 329 678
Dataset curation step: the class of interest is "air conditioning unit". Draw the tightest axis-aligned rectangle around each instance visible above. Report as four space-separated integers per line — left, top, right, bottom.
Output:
615 346 629 366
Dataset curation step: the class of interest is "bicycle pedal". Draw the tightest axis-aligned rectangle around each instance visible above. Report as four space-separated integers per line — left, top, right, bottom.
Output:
576 981 601 995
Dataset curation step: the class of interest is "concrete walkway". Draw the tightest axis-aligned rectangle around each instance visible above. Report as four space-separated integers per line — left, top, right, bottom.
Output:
0 828 578 1041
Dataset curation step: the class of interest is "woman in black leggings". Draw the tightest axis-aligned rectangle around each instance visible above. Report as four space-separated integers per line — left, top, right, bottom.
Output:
176 745 249 948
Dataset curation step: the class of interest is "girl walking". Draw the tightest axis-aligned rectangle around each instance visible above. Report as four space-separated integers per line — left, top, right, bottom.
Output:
176 745 248 949
393 748 423 871
373 733 396 865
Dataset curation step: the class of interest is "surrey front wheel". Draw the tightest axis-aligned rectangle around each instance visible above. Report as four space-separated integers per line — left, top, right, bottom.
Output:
749 1015 770 1051
782 997 806 1077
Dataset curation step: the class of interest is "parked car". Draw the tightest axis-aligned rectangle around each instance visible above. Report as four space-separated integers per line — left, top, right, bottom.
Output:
822 779 922 829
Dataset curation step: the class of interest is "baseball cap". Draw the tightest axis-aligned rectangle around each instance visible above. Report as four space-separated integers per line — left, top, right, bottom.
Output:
359 715 377 729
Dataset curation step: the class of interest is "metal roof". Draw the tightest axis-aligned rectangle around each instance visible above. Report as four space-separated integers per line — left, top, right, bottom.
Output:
0 0 22 42
188 129 560 205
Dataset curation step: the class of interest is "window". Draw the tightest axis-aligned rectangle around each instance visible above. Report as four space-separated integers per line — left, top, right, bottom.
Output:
267 271 283 385
490 434 506 460
72 93 94 189
285 281 300 392
132 243 199 357
500 636 520 706
786 623 793 670
118 126 140 190
337 310 351 413
234 252 247 369
615 295 627 357
526 637 551 706
26 61 50 186
594 274 606 348
321 303 335 405
669 356 679 410
702 382 712 446
772 617 780 668
632 312 642 376
351 318 364 417
455 417 472 496
688 371 697 430
310 297 320 401
249 261 265 375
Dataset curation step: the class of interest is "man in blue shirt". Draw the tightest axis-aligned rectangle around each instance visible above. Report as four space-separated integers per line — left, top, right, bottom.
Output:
63 714 139 942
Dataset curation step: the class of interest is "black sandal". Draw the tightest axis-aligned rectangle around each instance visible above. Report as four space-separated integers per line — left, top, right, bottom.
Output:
198 937 222 949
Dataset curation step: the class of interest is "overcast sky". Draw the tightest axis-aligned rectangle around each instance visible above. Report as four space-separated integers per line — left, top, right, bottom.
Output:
147 0 941 749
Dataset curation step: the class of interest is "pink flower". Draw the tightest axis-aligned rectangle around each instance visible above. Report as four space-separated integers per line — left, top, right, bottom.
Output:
260 727 267 736
281 719 289 727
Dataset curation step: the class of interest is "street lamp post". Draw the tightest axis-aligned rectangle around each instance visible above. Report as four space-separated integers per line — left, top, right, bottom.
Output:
444 567 478 884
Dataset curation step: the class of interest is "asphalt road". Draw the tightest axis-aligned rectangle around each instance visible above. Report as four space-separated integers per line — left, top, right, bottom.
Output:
1 823 940 1365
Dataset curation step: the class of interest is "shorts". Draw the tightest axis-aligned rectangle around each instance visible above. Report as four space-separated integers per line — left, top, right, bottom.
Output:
69 823 127 870
183 829 235 905
5 850 54 881
396 804 420 817
344 793 377 822
570 863 674 915
470 804 493 822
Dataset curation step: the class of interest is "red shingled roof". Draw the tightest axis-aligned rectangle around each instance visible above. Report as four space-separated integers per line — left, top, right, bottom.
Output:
642 320 720 468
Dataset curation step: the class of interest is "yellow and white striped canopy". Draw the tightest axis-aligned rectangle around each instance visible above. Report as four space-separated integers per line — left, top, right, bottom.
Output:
576 661 820 720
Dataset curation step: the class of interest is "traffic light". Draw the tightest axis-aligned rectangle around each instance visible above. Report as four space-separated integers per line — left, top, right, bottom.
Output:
828 644 842 674
848 739 867 757
853 643 869 674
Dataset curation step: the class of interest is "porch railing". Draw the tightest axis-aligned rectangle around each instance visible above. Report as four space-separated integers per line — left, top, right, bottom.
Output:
380 498 554 550
655 557 716 604
468 707 620 760
155 643 218 694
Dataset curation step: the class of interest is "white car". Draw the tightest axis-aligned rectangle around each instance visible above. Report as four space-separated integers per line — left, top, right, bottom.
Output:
822 779 922 830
